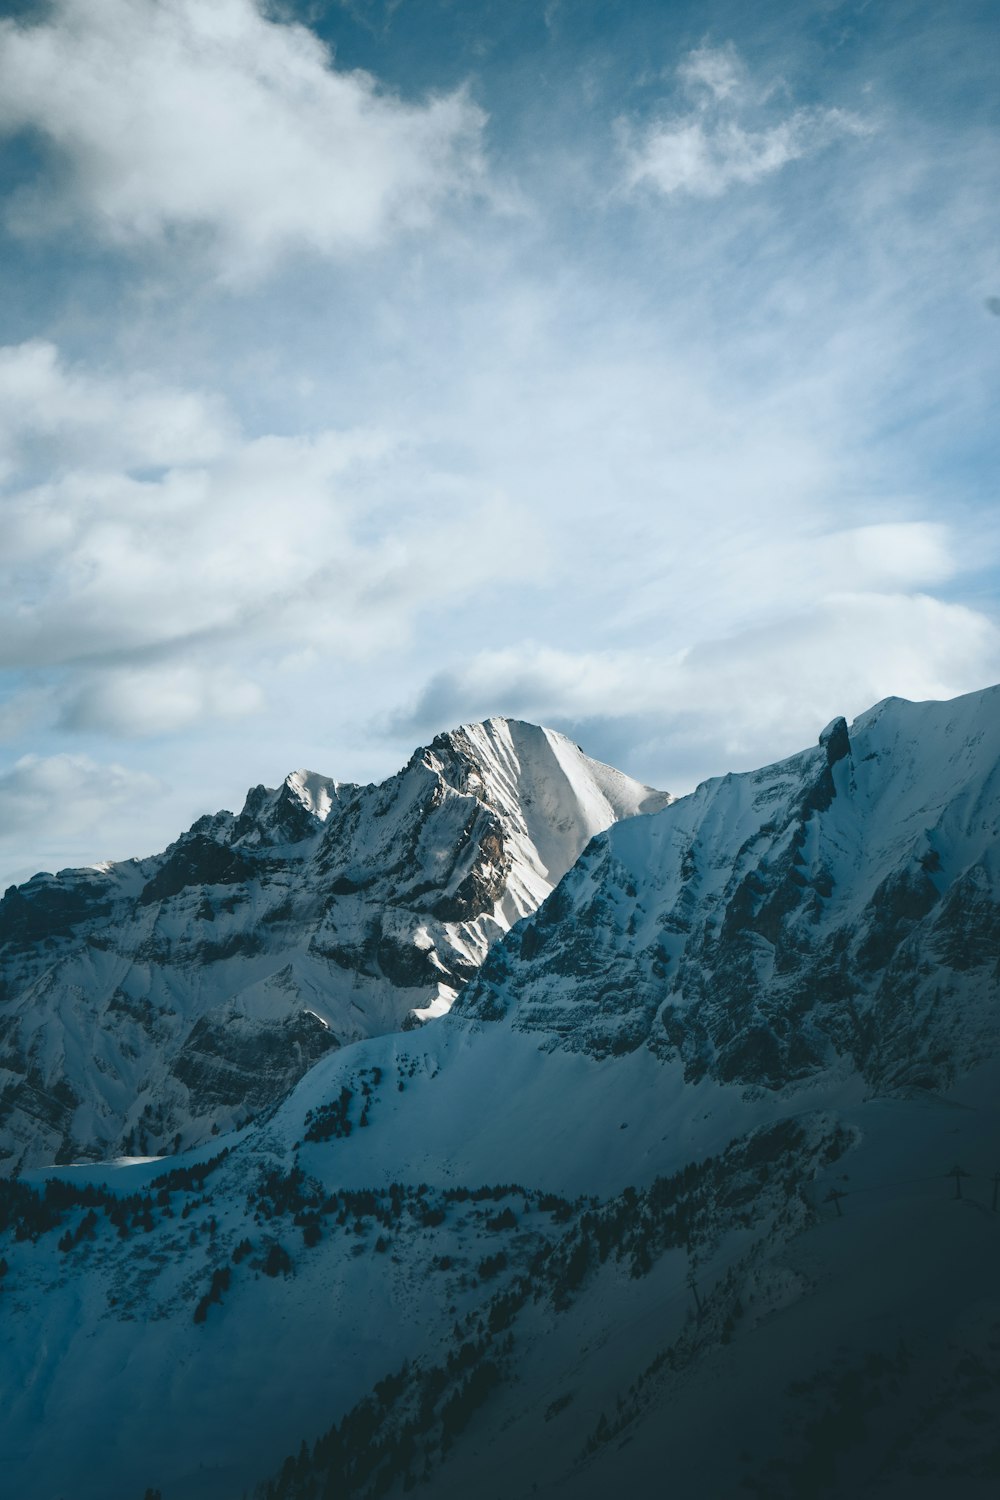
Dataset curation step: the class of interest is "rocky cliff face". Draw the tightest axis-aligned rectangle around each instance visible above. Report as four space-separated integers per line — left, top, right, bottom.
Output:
0 718 669 1169
460 686 1000 1093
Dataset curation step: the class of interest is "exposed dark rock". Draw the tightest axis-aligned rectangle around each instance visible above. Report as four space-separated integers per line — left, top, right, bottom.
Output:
376 930 441 988
819 715 851 766
138 835 258 905
170 1011 338 1114
0 875 112 952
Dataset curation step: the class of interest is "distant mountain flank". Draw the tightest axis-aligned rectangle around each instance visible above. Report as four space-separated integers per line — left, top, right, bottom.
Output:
0 717 669 1170
1 687 998 1500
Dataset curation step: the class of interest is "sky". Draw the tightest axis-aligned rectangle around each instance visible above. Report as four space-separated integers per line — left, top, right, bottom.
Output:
0 0 998 888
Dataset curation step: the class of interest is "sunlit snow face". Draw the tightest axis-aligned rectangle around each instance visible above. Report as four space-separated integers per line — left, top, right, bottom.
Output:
0 0 997 884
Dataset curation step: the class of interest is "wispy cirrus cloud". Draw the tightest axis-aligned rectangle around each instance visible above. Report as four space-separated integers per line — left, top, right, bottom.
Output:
677 40 747 102
621 41 872 198
0 0 487 279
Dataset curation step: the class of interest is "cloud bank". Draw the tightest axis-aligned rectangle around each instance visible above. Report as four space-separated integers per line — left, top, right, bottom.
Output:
0 753 161 887
0 339 531 740
0 8 995 887
0 0 486 277
391 591 1000 790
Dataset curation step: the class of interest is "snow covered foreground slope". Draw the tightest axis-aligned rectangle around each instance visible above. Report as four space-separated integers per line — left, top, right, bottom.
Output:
1 687 998 1500
0 718 669 1170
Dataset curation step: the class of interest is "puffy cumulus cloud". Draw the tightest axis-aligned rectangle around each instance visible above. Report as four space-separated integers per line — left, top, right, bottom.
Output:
390 592 1000 790
3 436 356 667
0 341 535 735
0 751 167 887
0 0 486 278
830 523 956 588
622 43 871 199
0 753 160 840
2 440 523 675
61 666 265 738
0 340 230 480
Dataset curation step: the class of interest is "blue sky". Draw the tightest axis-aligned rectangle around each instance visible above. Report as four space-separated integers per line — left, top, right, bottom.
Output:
0 0 997 885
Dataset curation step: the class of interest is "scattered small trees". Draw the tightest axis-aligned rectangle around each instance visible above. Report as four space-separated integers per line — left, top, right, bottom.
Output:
477 1251 507 1281
193 1264 232 1324
263 1241 293 1278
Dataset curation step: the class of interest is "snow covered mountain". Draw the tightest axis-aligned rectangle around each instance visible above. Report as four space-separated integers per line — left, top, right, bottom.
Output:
461 687 1000 1089
0 718 670 1170
1 686 997 1500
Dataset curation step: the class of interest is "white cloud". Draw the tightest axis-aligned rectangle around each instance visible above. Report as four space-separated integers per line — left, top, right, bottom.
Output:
61 666 265 738
0 9 993 893
612 522 959 641
0 0 486 278
391 592 1000 789
0 751 167 886
677 42 746 102
623 43 871 198
0 340 230 479
0 341 536 734
0 753 160 839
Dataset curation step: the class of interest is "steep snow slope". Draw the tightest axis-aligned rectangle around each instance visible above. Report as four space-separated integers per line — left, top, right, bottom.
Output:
4 1034 996 1500
0 1023 849 1500
461 687 1000 1090
1 686 997 1500
404 1073 1000 1500
0 718 669 1170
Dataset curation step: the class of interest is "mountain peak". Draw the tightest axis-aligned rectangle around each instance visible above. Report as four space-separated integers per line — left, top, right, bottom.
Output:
417 715 671 895
283 768 339 821
0 717 668 1167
